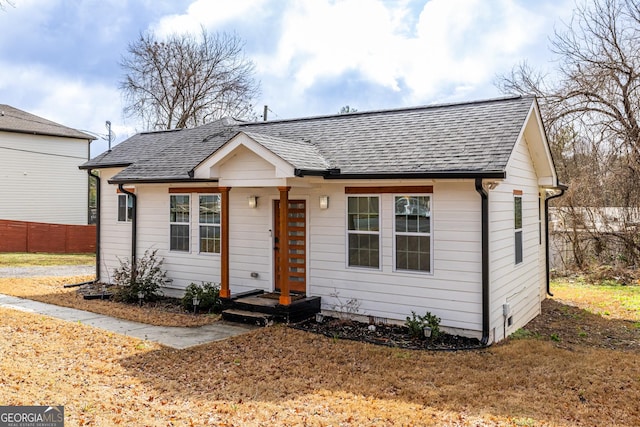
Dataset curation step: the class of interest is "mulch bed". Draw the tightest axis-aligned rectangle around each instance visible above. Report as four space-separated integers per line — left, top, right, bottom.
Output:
291 315 482 350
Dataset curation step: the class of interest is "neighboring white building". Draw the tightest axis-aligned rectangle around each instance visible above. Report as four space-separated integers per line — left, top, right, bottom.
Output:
0 104 95 225
81 96 564 343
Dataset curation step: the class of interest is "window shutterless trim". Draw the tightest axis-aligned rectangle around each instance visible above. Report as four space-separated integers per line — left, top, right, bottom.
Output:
198 193 221 254
392 194 433 274
346 195 381 270
169 194 191 252
514 193 523 265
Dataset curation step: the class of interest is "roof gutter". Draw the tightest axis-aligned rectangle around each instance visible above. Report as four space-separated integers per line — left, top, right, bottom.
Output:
474 178 492 346
108 178 217 185
118 184 137 276
544 185 567 296
79 162 131 170
318 171 507 180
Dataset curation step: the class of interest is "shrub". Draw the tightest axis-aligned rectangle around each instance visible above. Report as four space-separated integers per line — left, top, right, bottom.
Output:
182 282 221 313
405 311 441 339
112 249 166 303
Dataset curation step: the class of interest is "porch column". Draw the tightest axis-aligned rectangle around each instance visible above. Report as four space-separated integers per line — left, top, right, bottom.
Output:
219 187 231 299
278 186 291 305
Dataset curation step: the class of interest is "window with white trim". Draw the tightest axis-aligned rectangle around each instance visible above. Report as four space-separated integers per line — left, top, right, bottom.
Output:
117 194 133 222
170 194 190 251
394 195 432 272
199 194 221 253
347 196 380 268
515 194 523 264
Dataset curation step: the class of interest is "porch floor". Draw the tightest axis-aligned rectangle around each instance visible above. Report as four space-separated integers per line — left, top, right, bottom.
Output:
221 290 321 325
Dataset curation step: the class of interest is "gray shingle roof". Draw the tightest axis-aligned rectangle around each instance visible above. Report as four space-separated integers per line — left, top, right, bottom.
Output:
82 96 537 182
0 104 95 140
242 131 331 171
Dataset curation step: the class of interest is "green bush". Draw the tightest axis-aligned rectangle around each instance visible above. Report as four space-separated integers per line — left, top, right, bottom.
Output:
112 249 166 303
405 311 441 339
182 282 221 313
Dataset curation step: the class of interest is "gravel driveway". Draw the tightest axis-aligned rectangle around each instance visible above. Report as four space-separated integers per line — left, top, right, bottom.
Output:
0 265 95 278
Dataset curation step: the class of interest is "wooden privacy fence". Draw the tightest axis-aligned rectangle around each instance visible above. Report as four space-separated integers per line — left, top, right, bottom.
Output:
0 220 96 253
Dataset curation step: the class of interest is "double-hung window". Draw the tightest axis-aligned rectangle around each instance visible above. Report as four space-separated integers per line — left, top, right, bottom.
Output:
394 195 432 272
170 194 190 251
117 194 133 222
514 193 523 264
199 194 221 253
347 196 380 268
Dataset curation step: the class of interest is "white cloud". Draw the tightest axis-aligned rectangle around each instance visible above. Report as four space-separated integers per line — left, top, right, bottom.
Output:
0 61 136 155
259 0 406 92
152 0 269 36
258 0 568 107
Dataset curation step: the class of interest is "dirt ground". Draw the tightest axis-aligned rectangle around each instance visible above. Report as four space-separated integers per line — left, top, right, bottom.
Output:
0 275 638 426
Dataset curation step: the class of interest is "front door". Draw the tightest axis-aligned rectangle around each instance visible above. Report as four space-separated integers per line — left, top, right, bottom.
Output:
274 199 306 294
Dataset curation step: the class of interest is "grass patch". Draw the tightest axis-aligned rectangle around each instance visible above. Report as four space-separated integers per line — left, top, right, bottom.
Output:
0 252 95 267
551 278 640 321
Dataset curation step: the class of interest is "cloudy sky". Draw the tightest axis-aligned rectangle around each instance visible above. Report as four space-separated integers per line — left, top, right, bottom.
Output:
0 0 575 156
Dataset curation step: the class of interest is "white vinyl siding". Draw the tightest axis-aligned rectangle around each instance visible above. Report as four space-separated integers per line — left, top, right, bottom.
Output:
309 181 482 335
491 135 544 341
97 168 134 282
0 131 89 224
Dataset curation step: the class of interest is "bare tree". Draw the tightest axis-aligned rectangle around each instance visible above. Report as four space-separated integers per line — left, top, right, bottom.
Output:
120 28 260 130
0 0 15 11
497 0 640 269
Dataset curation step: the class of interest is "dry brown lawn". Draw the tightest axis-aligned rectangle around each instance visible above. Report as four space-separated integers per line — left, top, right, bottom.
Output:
0 275 639 426
0 276 218 327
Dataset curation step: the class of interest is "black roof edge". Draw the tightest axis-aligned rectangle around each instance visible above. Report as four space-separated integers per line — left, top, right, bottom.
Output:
107 178 218 185
322 171 507 180
294 168 341 177
79 163 132 170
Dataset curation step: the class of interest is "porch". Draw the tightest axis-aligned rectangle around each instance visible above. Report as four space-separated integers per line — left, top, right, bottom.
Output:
221 289 321 326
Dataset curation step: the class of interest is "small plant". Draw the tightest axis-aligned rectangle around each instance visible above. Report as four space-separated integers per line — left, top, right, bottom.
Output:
182 282 221 313
329 290 362 323
405 311 441 339
550 333 561 342
112 249 166 303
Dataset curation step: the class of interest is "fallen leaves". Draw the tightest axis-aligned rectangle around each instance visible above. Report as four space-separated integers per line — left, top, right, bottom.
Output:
0 276 638 425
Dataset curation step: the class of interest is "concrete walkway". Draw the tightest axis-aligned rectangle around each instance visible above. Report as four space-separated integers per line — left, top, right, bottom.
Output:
0 293 256 349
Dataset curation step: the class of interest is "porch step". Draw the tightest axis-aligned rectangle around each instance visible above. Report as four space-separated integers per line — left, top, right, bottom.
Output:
222 309 274 327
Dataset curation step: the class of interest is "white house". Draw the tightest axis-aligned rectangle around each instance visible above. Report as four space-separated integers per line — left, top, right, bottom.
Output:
0 104 95 225
81 96 564 343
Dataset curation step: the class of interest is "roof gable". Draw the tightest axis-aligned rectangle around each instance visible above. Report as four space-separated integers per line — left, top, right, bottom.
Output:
510 101 557 187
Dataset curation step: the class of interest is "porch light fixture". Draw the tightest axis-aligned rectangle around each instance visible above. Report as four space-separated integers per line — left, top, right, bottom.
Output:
319 195 329 210
248 195 258 209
